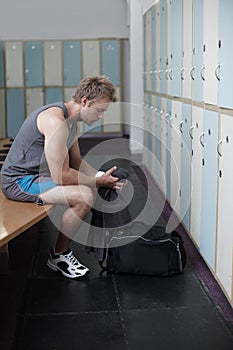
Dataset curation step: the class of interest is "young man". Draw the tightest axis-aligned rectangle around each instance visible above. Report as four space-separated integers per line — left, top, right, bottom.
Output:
1 76 125 279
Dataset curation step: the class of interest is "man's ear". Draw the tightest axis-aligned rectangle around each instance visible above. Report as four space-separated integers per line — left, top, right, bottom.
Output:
81 96 88 106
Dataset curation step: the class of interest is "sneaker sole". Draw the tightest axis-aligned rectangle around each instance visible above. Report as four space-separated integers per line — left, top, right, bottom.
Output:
47 259 89 279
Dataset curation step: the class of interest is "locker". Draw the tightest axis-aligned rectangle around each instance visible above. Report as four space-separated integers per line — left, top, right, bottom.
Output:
190 105 203 247
83 119 102 133
151 6 156 92
101 40 120 86
24 41 43 87
143 15 147 91
146 94 152 172
63 41 81 87
103 87 121 133
7 89 25 137
45 88 63 105
155 96 161 186
144 10 152 91
5 42 24 87
203 0 219 105
160 97 168 196
166 0 172 95
44 41 62 86
216 113 233 300
170 100 182 217
151 95 157 179
160 0 167 94
180 103 192 231
82 40 100 77
200 110 218 270
64 87 76 102
182 0 193 99
165 98 172 201
192 0 204 102
0 42 4 88
170 0 182 97
218 0 233 109
0 89 6 138
143 93 149 169
26 88 44 115
155 3 160 93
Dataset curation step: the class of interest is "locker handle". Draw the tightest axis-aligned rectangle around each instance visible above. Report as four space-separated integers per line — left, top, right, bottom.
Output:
190 66 195 80
150 70 153 80
165 113 170 124
179 121 183 133
200 132 205 147
168 69 173 80
154 70 157 80
215 64 220 81
180 67 185 80
165 69 169 80
189 126 194 139
200 65 205 81
217 140 223 157
158 70 162 80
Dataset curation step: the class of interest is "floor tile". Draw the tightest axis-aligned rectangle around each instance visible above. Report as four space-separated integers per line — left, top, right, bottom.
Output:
123 307 233 350
14 312 127 350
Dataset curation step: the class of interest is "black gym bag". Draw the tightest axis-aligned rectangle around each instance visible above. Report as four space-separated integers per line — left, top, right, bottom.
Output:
100 221 187 276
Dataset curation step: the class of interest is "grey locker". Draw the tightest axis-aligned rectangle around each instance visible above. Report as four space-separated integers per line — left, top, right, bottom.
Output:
44 41 62 86
5 42 24 87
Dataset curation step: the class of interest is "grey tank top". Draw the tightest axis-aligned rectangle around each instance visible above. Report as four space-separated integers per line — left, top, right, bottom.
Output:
1 102 77 189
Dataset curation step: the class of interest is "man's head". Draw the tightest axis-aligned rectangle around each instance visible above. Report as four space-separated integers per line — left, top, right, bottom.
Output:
73 76 117 125
72 76 117 104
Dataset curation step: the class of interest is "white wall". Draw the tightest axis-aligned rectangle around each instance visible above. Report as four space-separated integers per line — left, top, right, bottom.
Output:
0 0 128 40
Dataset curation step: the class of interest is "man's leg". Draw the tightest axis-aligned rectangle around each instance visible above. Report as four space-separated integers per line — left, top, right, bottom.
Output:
39 184 94 253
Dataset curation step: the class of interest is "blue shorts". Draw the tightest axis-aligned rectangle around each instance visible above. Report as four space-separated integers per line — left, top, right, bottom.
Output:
1 174 56 204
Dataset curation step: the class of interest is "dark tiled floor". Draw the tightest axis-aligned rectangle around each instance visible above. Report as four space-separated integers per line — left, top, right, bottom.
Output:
1 157 233 350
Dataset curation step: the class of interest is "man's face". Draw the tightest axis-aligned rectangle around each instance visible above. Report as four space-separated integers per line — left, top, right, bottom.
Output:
80 97 110 126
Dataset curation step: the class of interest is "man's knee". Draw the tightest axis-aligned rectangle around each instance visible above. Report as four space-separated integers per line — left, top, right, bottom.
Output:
78 185 94 209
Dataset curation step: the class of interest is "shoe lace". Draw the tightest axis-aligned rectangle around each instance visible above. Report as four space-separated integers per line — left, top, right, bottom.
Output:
64 251 80 266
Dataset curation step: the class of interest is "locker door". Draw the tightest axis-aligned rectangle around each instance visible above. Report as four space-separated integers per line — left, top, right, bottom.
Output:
146 94 152 172
44 41 62 86
155 96 161 186
160 0 167 94
103 87 122 133
166 0 172 95
26 88 44 115
0 42 4 87
143 93 149 169
155 3 160 93
151 6 156 92
218 0 233 109
203 0 219 105
101 40 120 86
151 95 157 180
160 97 168 196
145 10 152 91
0 89 6 138
63 41 81 87
190 105 203 247
45 88 63 104
7 89 25 137
192 0 204 102
166 98 172 202
24 41 43 87
216 114 233 300
170 0 182 97
82 40 100 77
143 15 147 91
5 42 24 87
170 100 182 217
182 0 193 99
200 110 218 270
180 103 192 231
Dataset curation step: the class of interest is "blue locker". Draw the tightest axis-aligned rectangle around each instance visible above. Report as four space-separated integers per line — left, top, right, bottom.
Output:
0 42 4 88
83 120 102 133
218 0 233 109
166 99 172 201
101 40 120 86
7 89 25 137
151 6 156 92
24 42 43 87
155 96 161 184
200 110 218 269
63 41 81 86
160 0 167 94
180 103 192 230
170 0 182 97
45 88 63 104
143 15 147 91
193 0 204 102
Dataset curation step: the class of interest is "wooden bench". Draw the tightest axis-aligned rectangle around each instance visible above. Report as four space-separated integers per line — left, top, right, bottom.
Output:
0 138 53 254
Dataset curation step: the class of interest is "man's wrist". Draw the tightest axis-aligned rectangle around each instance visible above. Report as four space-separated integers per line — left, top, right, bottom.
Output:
95 171 105 178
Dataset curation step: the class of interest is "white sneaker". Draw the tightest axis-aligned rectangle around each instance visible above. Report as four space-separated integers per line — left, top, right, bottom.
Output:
47 249 89 279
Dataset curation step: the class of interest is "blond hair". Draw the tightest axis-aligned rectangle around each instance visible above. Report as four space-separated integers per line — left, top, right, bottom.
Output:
72 76 117 103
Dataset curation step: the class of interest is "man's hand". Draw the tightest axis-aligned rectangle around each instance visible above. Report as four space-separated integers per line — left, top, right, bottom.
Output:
96 166 127 191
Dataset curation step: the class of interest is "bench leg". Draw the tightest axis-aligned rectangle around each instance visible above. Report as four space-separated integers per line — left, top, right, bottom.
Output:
0 243 9 273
